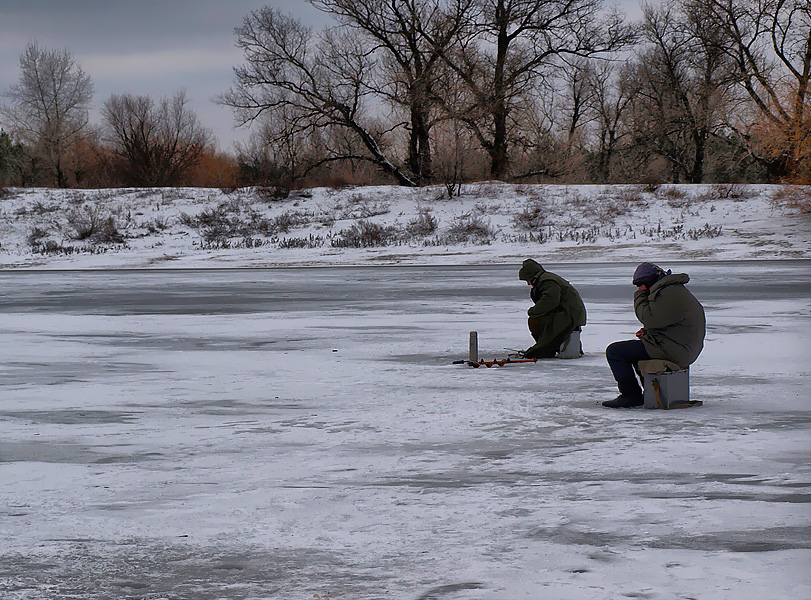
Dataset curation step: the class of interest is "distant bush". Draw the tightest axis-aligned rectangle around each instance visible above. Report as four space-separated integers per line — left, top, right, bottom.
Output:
639 176 661 193
145 214 172 233
618 188 645 204
92 217 126 244
659 186 686 200
67 206 126 244
338 194 390 219
439 213 495 244
658 186 692 208
26 227 50 246
159 189 186 204
406 209 438 237
331 220 398 247
255 186 290 202
711 183 749 200
771 186 811 214
196 236 272 250
584 196 630 222
562 190 588 208
638 222 722 241
513 201 547 231
687 223 723 239
31 240 118 255
32 200 60 215
180 206 236 242
279 235 324 249
271 210 310 233
181 202 311 243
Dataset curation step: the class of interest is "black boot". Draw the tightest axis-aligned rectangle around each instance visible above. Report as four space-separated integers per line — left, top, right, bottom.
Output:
602 394 644 408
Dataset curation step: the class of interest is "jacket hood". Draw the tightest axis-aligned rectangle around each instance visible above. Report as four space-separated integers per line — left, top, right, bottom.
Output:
649 273 689 296
518 259 545 281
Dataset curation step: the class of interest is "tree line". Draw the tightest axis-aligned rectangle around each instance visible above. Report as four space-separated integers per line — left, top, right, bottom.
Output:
2 0 809 189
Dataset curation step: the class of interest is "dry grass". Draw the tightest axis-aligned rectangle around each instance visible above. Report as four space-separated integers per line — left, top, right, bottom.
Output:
771 186 811 215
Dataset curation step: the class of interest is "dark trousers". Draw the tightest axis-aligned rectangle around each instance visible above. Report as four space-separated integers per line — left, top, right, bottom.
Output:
606 339 651 398
526 317 575 359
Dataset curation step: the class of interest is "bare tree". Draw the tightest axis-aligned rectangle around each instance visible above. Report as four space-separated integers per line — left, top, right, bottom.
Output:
102 91 212 186
629 1 734 183
309 0 473 184
589 61 638 181
222 8 417 187
0 42 93 187
424 0 636 180
556 58 599 177
691 0 810 179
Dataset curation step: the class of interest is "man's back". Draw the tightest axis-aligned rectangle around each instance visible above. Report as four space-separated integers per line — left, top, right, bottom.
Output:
635 273 705 367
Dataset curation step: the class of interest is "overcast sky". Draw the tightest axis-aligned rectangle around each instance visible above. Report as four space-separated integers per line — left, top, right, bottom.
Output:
0 0 645 152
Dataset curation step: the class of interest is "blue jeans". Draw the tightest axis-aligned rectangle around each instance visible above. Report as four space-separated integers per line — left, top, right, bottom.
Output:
606 340 651 397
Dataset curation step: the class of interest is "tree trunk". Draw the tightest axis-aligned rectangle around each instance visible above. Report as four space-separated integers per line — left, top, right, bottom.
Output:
490 2 510 180
690 132 705 184
490 104 510 179
408 101 433 183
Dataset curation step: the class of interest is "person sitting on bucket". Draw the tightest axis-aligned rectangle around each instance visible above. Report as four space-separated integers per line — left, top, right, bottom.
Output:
518 259 587 359
603 262 706 408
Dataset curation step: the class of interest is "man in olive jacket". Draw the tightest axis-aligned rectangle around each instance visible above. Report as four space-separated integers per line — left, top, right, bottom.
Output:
603 262 706 408
518 259 587 359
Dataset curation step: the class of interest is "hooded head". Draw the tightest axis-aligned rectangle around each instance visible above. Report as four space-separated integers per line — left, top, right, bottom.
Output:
518 258 545 282
633 262 669 287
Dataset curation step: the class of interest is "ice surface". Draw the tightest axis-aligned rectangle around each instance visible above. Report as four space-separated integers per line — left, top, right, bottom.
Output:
1 261 809 599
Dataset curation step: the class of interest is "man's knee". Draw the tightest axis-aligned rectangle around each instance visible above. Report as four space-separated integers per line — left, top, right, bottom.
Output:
606 341 623 361
527 317 544 339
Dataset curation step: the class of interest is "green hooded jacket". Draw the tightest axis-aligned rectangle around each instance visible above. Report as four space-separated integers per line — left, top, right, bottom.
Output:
518 259 587 350
634 273 705 368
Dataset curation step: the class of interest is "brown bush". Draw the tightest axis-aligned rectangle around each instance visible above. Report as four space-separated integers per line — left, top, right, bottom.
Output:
771 186 811 215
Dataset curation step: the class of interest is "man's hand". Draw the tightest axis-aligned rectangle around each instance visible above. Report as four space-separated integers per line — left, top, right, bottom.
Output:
637 284 648 291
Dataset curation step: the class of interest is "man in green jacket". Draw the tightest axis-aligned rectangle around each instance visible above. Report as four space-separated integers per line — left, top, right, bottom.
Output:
518 259 587 359
603 262 706 408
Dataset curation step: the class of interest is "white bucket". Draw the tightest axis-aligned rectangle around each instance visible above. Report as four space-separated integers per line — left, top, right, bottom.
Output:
557 329 583 359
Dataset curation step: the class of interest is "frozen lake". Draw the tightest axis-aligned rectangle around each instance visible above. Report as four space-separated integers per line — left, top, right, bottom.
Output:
1 261 810 599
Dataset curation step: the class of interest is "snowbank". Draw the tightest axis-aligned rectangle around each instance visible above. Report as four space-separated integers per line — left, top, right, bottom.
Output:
1 183 808 269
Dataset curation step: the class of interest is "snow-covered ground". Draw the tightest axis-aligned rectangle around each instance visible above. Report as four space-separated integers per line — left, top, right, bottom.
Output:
1 261 809 600
0 182 808 269
0 184 809 599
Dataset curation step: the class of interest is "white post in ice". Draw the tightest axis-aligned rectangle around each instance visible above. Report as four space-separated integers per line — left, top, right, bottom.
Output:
469 331 478 363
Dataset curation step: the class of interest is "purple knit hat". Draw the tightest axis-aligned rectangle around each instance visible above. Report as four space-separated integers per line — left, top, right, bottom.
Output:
633 262 665 287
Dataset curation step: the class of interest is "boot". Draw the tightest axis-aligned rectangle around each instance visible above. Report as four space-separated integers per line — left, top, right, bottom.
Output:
602 394 644 408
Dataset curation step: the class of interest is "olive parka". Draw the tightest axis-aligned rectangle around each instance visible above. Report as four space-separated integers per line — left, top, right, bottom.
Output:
519 259 587 351
634 273 706 368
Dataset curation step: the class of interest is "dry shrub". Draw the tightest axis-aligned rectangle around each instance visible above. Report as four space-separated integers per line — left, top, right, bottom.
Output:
513 202 547 231
771 186 811 214
440 213 495 244
27 227 50 246
658 186 692 208
618 188 645 204
659 186 686 200
255 186 290 202
278 235 324 249
338 194 390 219
68 206 125 244
331 220 398 248
585 197 630 222
711 183 749 200
406 209 438 237
640 176 661 193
